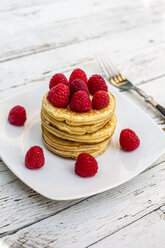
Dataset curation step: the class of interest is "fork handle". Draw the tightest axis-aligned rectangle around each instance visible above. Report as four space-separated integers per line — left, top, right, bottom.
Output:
134 87 165 118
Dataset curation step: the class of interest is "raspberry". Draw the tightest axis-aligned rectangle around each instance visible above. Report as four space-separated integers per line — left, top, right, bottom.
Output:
69 68 88 85
70 90 91 112
25 146 45 169
8 105 26 126
49 73 69 89
75 153 98 177
92 91 110 110
70 79 89 97
120 129 140 151
88 75 108 95
47 83 70 108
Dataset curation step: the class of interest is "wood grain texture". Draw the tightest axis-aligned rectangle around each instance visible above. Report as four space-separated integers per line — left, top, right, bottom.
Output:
0 162 84 237
0 20 165 93
1 62 164 127
0 0 54 12
0 0 165 247
90 210 165 248
0 0 158 61
1 157 165 247
0 153 164 237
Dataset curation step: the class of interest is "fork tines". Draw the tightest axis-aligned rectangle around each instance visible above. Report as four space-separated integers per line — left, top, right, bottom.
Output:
96 52 127 86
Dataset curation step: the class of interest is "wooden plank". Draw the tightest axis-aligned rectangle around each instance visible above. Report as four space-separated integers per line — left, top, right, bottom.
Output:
89 210 165 248
1 158 165 247
0 148 164 236
0 163 84 237
0 0 164 61
1 21 165 241
0 14 165 94
1 63 164 126
0 1 165 246
0 0 54 12
0 30 165 239
0 0 148 61
0 0 124 13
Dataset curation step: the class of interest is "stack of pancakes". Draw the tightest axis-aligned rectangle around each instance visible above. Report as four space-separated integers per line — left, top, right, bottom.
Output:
41 91 117 159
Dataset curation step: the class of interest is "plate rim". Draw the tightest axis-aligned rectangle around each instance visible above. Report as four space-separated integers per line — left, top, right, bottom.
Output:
0 148 165 201
0 83 165 200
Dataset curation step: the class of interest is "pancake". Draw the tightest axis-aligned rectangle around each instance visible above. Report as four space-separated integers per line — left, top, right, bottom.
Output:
41 109 111 135
42 91 115 125
42 135 110 159
42 126 111 152
41 88 117 158
41 114 117 143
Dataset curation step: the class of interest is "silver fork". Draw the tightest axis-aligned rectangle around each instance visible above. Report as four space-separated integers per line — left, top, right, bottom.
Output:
96 53 165 118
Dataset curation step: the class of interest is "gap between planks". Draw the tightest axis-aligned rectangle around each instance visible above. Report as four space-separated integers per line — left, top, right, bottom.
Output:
0 21 164 64
0 0 164 63
0 59 165 94
87 204 165 248
88 206 165 248
0 197 89 239
0 156 165 241
0 39 81 64
0 31 164 93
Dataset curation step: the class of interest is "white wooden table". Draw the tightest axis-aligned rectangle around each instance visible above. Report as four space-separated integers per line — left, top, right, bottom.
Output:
0 0 165 247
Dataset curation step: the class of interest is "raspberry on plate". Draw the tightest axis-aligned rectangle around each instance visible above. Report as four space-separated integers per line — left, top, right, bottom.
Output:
49 73 69 89
70 90 91 112
47 83 70 108
69 68 88 85
120 129 140 151
88 75 108 95
25 146 45 169
75 153 98 177
8 105 26 126
92 90 110 110
70 79 89 97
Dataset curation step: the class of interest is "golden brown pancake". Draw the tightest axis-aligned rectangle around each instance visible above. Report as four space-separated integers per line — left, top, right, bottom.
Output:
42 126 111 151
42 114 117 143
41 90 117 159
42 91 115 125
41 109 111 135
42 135 110 159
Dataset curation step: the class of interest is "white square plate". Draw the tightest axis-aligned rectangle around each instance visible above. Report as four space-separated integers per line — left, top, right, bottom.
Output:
0 83 165 200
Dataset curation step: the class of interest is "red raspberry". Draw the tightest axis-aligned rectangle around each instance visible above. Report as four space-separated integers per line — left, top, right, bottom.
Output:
47 83 70 108
49 73 69 89
92 91 110 110
70 90 91 112
69 68 88 85
8 105 26 126
25 146 45 169
70 79 89 97
120 129 140 151
88 75 108 95
75 153 98 177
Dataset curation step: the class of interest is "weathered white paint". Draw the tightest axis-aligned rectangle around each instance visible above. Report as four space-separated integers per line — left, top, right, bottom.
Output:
0 20 165 91
1 160 165 247
90 210 165 248
1 66 164 128
0 153 164 237
0 0 52 12
0 0 163 61
0 0 165 247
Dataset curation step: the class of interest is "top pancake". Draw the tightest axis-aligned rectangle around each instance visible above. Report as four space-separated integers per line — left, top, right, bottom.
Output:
42 91 116 125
